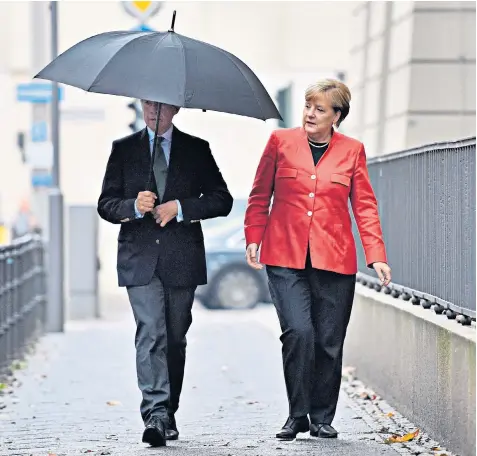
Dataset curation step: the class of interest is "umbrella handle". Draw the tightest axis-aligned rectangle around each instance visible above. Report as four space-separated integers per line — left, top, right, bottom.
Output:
146 103 163 192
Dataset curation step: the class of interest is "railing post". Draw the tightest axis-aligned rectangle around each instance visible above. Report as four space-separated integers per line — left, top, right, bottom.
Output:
5 246 14 370
36 237 47 332
0 249 6 375
12 243 20 362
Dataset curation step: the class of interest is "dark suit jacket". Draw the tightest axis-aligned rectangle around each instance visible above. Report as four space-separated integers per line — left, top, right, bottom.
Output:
97 126 233 288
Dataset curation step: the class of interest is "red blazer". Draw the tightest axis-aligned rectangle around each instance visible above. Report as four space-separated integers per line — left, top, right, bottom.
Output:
244 127 387 274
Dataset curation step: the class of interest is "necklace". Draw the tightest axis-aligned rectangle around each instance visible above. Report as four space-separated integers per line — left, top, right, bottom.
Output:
308 140 329 148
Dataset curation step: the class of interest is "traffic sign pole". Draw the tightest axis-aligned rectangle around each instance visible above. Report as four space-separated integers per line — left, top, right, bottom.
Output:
47 0 65 333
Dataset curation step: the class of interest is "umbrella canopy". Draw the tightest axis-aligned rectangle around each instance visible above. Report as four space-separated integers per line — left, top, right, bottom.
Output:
34 16 281 121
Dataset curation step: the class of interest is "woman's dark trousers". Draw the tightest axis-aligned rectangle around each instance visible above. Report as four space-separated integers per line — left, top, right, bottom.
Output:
266 255 356 424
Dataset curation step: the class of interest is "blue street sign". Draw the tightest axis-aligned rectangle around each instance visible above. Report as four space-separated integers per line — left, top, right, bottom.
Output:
31 172 52 188
31 121 48 142
16 82 64 103
130 23 156 32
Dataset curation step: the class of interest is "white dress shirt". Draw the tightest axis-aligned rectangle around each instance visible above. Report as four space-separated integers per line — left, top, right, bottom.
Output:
134 124 183 221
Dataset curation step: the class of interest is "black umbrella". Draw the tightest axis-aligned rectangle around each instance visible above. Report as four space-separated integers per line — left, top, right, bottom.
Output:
36 12 281 120
35 11 281 190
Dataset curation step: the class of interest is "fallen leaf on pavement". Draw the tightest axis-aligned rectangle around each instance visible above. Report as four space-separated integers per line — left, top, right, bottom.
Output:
385 429 419 444
385 412 394 417
11 361 27 370
360 391 377 401
106 400 122 406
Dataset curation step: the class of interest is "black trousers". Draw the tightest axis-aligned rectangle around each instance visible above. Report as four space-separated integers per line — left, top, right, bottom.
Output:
266 251 355 424
127 274 196 423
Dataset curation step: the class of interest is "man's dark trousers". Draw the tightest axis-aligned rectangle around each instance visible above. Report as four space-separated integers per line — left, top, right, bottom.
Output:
127 275 196 422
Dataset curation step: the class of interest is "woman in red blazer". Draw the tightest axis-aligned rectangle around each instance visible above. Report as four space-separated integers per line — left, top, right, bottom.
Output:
244 79 391 440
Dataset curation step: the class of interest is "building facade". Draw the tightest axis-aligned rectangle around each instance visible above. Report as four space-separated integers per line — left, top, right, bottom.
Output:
345 1 476 157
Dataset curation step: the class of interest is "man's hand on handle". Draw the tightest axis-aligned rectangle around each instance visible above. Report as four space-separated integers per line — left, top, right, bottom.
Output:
246 243 263 270
373 262 392 286
153 201 179 227
136 191 157 215
135 191 179 227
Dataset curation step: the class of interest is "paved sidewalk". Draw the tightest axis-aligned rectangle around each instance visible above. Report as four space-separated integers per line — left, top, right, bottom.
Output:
0 299 445 456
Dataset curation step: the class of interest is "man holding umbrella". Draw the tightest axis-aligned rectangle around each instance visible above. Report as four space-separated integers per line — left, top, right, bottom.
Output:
97 99 233 446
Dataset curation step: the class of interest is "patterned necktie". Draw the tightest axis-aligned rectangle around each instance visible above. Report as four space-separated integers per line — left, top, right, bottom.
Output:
152 137 168 202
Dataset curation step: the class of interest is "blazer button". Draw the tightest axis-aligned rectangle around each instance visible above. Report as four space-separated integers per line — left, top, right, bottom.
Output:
307 211 312 216
311 175 316 180
155 239 160 244
309 192 315 198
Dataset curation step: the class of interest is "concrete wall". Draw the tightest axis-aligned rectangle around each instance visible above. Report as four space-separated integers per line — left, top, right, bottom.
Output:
344 284 476 456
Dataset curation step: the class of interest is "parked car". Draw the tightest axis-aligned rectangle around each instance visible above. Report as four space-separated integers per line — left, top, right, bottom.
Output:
196 200 271 310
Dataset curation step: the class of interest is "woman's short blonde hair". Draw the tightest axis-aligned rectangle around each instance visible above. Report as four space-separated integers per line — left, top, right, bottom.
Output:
305 79 351 127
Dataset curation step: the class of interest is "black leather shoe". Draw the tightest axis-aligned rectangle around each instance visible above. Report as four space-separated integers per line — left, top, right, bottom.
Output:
142 416 166 447
165 414 179 441
310 423 338 438
276 416 310 440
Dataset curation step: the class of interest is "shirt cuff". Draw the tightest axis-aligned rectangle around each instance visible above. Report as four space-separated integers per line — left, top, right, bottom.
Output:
176 200 184 222
134 199 144 219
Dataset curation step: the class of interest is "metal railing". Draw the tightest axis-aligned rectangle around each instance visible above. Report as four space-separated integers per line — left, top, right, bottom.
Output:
0 234 47 378
354 137 476 325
